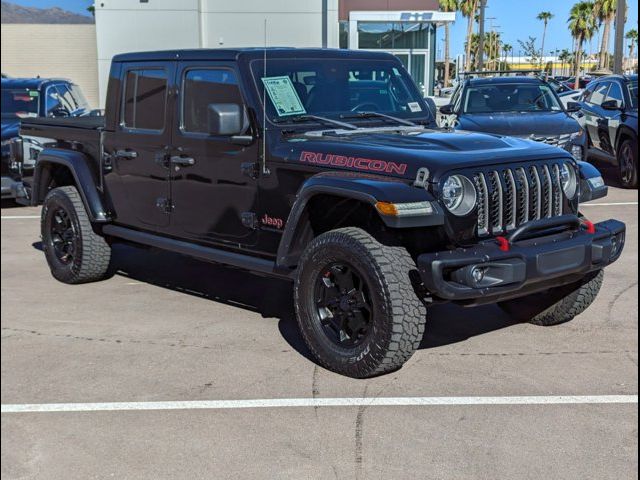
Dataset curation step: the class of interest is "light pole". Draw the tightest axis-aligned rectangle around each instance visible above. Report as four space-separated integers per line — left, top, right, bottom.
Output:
613 0 626 73
478 0 488 71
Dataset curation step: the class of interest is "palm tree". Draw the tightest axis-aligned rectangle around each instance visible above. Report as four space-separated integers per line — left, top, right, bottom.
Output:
461 0 479 71
439 0 459 87
559 48 573 75
502 43 513 68
537 12 554 68
626 28 638 68
568 1 597 88
594 0 617 70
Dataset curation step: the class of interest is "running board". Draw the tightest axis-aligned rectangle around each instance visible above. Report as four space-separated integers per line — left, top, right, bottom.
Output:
102 225 294 280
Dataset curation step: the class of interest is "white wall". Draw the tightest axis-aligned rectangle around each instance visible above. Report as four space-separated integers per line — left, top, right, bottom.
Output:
94 0 338 107
1 24 100 108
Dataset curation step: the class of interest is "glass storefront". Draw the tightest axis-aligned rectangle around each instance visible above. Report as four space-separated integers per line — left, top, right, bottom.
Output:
357 22 430 50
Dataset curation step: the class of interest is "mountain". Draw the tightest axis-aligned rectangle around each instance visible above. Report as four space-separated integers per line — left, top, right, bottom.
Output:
1 1 94 24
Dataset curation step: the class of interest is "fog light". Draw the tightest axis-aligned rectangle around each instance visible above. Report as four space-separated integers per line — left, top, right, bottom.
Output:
571 145 583 161
471 266 486 283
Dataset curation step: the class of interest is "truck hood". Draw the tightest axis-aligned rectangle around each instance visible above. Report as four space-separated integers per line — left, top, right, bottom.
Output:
1 119 19 142
277 128 571 182
455 111 580 137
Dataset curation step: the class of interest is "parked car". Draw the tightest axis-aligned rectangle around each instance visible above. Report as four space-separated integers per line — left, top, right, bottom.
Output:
18 49 623 378
439 75 587 161
1 77 90 201
575 74 638 188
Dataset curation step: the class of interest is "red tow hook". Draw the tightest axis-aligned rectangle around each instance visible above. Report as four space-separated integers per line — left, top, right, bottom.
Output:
496 236 510 252
582 219 596 234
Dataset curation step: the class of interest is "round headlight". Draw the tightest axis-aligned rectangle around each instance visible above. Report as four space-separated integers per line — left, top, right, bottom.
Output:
560 162 578 199
442 175 477 216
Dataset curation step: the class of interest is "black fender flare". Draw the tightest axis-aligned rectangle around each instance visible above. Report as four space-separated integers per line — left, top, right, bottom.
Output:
275 172 444 268
32 148 109 223
614 125 638 155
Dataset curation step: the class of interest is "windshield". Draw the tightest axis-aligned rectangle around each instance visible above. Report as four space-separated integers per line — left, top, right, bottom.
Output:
1 88 40 118
462 83 563 114
628 81 638 109
251 58 430 125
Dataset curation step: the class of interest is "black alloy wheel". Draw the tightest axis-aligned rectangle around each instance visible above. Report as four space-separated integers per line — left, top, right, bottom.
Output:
48 207 77 265
619 139 638 188
314 262 373 347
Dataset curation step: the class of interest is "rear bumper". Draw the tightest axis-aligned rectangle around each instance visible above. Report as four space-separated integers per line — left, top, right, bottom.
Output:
1 176 27 200
417 218 625 305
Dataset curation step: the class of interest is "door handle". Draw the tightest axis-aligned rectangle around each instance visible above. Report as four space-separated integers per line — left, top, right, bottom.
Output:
115 149 138 159
170 155 196 167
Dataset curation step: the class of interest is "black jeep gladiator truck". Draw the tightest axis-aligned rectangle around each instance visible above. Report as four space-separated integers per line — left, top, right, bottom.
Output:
18 49 625 378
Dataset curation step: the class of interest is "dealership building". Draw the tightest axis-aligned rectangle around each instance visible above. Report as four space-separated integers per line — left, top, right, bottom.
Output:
94 0 454 106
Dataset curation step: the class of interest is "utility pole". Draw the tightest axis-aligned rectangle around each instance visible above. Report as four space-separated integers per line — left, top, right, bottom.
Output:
478 0 488 70
613 0 626 73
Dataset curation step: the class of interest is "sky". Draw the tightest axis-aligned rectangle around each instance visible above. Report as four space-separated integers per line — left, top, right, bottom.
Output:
7 0 640 58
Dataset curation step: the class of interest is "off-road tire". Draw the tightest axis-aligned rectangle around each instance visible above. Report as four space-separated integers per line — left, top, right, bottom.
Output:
294 227 427 378
41 186 111 284
618 137 638 189
500 270 604 326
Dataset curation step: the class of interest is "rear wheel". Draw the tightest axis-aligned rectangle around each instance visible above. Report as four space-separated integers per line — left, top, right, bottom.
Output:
618 137 638 189
294 227 426 378
499 270 604 326
41 186 112 284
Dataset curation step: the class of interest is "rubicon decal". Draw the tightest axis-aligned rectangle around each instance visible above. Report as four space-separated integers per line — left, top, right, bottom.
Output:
299 151 407 175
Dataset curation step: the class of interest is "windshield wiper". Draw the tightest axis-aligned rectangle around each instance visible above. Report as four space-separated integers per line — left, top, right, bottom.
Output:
273 114 358 130
340 111 417 127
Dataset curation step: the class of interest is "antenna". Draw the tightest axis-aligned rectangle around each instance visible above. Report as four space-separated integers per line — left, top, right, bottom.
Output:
261 18 270 176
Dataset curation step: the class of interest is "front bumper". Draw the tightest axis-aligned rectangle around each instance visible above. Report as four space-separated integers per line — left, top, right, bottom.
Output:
418 217 625 306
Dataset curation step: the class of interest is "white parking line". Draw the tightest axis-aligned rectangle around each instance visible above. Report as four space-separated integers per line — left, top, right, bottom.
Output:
1 215 40 219
1 395 637 414
581 202 638 207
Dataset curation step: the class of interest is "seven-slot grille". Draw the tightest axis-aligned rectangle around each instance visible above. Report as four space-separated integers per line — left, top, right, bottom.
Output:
473 162 564 237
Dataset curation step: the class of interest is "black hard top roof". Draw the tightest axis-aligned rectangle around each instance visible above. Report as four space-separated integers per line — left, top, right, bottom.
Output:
466 76 546 86
1 77 70 89
112 48 398 63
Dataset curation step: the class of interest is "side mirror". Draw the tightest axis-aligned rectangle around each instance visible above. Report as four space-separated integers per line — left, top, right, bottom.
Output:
424 97 438 118
601 99 622 111
565 102 581 113
439 104 454 115
207 103 245 136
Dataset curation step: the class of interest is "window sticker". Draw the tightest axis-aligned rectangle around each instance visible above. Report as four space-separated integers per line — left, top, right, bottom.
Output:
261 76 306 117
28 90 40 97
408 102 422 113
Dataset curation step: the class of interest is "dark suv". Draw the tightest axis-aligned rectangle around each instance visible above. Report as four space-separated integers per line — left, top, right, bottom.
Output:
1 77 91 201
576 74 638 188
439 74 587 162
17 49 625 378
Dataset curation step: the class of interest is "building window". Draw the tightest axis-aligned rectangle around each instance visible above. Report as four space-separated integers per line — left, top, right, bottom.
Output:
357 22 431 50
123 69 167 131
182 69 242 134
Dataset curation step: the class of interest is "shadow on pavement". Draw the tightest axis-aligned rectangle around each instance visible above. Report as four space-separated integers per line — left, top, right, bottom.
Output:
33 241 523 365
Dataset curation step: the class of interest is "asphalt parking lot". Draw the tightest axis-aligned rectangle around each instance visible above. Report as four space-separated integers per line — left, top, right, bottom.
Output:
1 183 638 480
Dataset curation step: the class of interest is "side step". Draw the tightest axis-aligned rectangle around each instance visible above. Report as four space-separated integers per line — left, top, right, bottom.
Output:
102 225 294 280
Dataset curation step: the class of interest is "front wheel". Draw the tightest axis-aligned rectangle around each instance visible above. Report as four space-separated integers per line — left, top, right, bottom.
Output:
294 227 427 378
499 270 604 326
618 138 638 189
41 186 112 284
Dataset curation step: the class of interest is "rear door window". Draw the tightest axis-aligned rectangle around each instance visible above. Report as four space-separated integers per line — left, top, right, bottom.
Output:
122 69 168 131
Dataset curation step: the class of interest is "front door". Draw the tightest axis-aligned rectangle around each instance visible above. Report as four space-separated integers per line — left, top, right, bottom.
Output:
104 63 175 229
168 62 259 247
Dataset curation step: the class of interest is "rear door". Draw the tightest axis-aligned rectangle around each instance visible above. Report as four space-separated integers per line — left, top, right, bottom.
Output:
103 62 176 230
167 61 259 248
598 80 625 156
